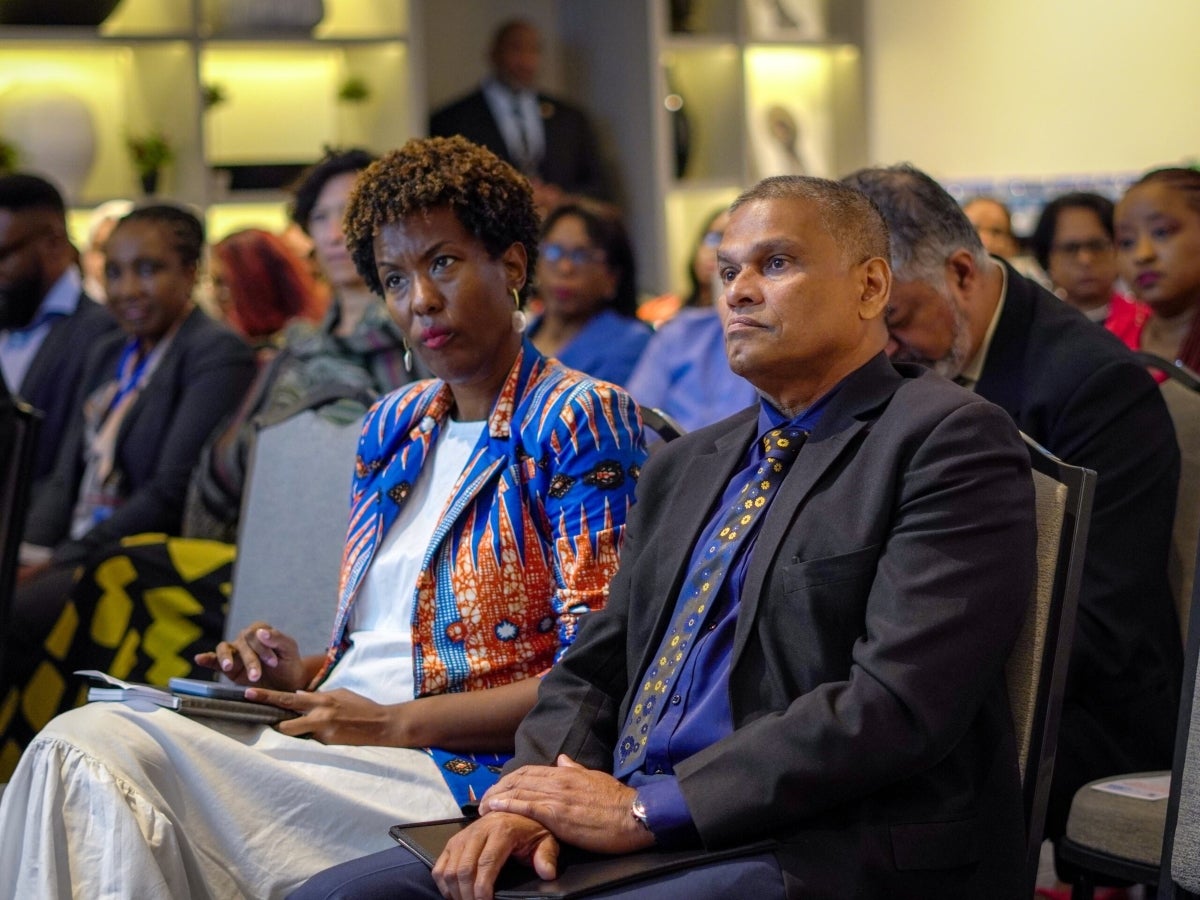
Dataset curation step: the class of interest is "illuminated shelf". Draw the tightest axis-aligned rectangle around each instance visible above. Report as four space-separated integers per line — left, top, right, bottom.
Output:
0 0 415 212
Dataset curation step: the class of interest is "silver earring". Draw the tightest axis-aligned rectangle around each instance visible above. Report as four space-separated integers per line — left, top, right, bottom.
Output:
403 341 413 372
510 288 527 334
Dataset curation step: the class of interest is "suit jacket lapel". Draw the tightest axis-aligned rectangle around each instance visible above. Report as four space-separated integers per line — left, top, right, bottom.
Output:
732 354 901 663
973 259 1031 418
627 409 758 684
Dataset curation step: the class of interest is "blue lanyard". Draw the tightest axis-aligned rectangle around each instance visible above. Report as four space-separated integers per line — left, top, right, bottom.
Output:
108 338 152 414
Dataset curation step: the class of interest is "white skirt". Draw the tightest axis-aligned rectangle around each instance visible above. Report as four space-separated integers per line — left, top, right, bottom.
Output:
0 702 460 899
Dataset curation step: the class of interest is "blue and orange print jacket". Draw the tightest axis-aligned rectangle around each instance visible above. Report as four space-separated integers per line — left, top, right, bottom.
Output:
311 341 646 699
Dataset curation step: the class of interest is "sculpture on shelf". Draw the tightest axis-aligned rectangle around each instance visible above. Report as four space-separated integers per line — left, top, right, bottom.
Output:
0 86 96 203
126 130 174 196
204 0 325 36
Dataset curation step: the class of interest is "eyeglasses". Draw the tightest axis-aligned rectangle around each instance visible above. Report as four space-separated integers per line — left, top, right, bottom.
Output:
701 230 723 247
541 243 606 267
1051 238 1113 258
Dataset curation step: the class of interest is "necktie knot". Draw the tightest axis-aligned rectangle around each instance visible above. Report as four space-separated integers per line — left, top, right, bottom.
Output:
762 427 807 461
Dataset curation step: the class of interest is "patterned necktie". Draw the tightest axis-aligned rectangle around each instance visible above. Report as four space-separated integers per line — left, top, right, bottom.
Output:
615 426 808 772
511 96 534 174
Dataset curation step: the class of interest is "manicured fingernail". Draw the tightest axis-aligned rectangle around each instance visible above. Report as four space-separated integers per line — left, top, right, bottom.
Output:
248 668 259 680
221 659 232 671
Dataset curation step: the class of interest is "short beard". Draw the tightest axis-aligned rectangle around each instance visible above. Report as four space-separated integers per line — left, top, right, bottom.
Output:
0 278 43 330
931 297 974 381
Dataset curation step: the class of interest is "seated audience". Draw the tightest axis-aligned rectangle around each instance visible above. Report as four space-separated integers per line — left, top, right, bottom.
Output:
0 174 118 483
1114 167 1200 373
0 204 255 772
208 227 325 345
0 136 646 898
187 148 415 541
297 173 1038 899
626 207 758 434
529 199 650 386
637 206 728 327
1029 191 1148 346
845 165 1182 875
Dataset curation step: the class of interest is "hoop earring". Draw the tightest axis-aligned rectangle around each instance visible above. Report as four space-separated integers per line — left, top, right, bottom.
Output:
511 287 528 334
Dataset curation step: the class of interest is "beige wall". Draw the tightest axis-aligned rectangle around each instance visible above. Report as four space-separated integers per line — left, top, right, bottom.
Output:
865 0 1200 180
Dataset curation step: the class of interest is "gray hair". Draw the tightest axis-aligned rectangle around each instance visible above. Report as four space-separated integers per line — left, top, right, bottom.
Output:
731 174 890 265
841 164 988 281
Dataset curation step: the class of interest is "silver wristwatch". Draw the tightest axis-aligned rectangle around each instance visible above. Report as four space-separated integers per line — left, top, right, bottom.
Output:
631 795 651 831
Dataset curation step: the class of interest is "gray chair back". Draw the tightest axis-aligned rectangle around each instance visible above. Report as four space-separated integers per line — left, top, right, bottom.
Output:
1160 536 1200 899
222 410 363 656
1007 433 1096 893
1135 351 1200 637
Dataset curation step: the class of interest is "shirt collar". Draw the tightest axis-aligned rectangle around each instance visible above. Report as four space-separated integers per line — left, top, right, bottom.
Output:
18 267 82 332
957 258 1007 390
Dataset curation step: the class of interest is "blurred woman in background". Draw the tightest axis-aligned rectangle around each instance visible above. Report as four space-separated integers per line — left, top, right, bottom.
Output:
1030 191 1148 348
209 227 324 345
529 199 650 386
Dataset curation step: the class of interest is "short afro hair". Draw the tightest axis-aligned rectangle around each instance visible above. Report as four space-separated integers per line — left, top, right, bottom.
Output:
343 135 539 300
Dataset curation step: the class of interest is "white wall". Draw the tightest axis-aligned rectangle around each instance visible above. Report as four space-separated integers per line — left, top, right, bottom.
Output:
865 0 1200 180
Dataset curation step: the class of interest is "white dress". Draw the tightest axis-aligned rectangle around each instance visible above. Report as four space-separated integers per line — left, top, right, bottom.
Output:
0 422 485 899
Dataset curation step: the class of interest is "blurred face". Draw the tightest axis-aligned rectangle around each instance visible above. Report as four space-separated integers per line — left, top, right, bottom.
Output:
692 210 730 305
537 214 619 322
208 254 234 321
104 220 196 345
1047 206 1118 311
307 172 363 291
0 208 58 328
375 206 525 418
1115 182 1200 319
965 199 1019 259
82 215 120 299
885 274 974 380
491 23 541 91
716 197 888 409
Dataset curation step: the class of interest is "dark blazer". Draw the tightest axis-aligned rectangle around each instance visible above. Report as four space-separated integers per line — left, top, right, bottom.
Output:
513 353 1036 898
429 89 609 200
15 292 118 483
23 307 255 563
975 261 1183 835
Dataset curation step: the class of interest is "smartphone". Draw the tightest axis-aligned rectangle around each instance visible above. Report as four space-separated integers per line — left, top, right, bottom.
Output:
168 677 251 702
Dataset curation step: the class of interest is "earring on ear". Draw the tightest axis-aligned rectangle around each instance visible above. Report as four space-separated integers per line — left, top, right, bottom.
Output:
402 340 413 373
511 287 528 334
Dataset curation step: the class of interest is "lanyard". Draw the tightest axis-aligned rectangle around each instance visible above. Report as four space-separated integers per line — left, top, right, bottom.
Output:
108 337 153 414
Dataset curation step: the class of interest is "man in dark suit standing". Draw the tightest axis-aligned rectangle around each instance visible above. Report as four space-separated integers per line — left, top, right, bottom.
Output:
0 174 117 483
843 164 1183 867
294 176 1037 898
429 19 609 209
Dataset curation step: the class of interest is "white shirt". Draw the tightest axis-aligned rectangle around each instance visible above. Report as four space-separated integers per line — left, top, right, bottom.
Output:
319 417 486 704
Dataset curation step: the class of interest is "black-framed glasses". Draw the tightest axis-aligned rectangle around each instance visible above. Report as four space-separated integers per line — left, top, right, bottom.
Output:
1051 238 1113 258
541 243 606 267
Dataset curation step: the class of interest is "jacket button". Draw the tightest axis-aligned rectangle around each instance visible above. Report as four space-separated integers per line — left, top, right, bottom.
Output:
671 694 681 705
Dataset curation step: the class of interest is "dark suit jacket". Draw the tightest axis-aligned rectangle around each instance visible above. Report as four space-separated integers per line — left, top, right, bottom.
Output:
24 307 255 564
15 292 118 483
976 262 1183 826
513 354 1036 898
429 89 609 200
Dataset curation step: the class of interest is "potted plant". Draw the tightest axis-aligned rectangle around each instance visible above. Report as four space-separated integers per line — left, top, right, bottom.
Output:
126 129 173 195
0 137 17 174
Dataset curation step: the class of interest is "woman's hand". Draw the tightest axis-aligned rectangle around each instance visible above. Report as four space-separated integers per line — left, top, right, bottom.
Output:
193 622 309 691
241 686 408 746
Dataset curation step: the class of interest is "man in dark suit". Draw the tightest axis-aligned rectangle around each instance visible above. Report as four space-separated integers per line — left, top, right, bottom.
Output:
843 164 1183 865
294 176 1037 898
429 19 609 208
0 174 117 483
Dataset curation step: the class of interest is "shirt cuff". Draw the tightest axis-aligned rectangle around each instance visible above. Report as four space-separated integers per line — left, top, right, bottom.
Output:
636 777 699 848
